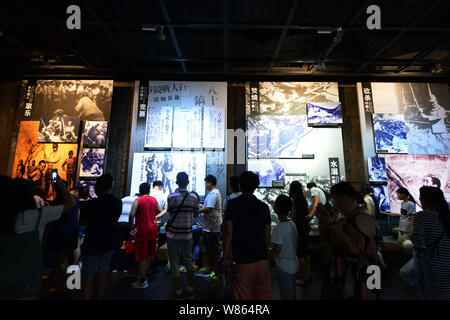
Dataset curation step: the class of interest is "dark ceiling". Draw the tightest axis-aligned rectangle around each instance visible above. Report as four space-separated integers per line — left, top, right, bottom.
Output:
0 0 449 80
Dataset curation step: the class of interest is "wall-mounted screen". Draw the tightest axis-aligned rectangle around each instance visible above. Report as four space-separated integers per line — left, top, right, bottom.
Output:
373 113 408 153
307 102 342 125
368 157 388 182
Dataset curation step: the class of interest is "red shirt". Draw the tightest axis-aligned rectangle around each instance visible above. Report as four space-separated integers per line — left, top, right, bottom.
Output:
136 195 158 241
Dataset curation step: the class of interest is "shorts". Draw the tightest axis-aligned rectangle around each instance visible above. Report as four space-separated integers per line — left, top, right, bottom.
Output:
202 232 221 257
135 239 157 261
82 251 113 280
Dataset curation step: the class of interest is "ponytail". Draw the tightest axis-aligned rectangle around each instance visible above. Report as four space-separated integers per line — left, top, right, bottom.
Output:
397 187 415 204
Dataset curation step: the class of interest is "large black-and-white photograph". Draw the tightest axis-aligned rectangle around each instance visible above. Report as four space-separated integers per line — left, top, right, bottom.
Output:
370 82 450 155
373 113 408 153
247 115 313 158
83 121 108 147
31 80 114 121
38 116 80 143
368 157 388 182
247 159 285 187
80 148 105 178
372 185 391 213
307 102 343 125
252 82 339 115
384 154 450 213
131 153 207 196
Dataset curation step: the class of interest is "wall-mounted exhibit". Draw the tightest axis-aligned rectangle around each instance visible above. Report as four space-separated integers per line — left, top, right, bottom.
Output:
246 82 346 222
10 80 114 202
357 82 450 214
129 81 227 198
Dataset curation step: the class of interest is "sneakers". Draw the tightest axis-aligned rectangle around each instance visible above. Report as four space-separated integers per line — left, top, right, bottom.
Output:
208 271 218 280
132 280 149 289
193 264 200 271
179 266 187 273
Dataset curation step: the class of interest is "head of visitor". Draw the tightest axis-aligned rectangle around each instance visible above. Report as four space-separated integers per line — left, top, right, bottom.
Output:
51 180 69 205
176 172 189 189
205 175 217 192
306 182 317 191
1 178 36 235
152 180 163 191
239 171 260 195
397 187 415 203
139 182 151 196
423 174 441 189
289 180 305 198
330 181 364 216
419 186 450 238
274 194 292 220
229 176 240 193
78 185 90 200
95 174 114 197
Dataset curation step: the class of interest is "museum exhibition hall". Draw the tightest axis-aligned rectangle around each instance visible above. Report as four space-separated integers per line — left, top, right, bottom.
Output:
0 0 449 305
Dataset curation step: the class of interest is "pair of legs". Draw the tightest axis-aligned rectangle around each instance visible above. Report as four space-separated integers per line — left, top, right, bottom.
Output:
82 251 113 300
50 252 69 292
202 232 221 275
297 255 311 285
167 238 194 294
232 259 271 300
277 267 296 300
135 238 157 282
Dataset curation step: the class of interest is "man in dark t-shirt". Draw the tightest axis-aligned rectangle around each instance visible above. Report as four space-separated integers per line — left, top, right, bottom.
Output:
79 174 122 300
223 171 272 300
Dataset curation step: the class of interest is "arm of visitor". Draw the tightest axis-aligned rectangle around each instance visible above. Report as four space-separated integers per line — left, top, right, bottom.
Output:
55 176 75 213
156 203 168 220
129 199 138 230
307 195 319 220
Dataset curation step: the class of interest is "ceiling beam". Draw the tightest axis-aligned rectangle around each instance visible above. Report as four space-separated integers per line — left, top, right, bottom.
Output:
267 0 301 72
353 0 441 74
158 0 187 73
82 0 138 70
223 0 229 73
396 38 450 73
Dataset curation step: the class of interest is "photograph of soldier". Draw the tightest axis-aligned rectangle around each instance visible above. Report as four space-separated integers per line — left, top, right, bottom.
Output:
80 148 105 178
62 150 77 190
38 116 80 143
31 80 113 121
83 121 108 147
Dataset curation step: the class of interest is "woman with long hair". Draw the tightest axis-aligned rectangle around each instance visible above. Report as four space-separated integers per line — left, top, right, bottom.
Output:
395 188 416 238
411 186 450 300
317 182 380 300
361 185 380 219
289 181 311 286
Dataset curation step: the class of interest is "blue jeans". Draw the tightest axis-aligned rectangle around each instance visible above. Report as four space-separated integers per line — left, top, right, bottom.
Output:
192 226 203 260
277 267 296 300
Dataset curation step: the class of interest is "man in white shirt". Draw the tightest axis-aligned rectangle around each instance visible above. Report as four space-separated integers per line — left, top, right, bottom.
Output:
198 175 222 278
150 180 168 223
306 182 327 220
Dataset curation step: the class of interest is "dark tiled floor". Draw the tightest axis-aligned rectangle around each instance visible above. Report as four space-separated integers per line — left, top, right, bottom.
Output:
42 252 422 300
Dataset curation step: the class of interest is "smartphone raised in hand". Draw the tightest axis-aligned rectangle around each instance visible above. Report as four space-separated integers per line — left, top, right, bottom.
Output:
51 169 58 184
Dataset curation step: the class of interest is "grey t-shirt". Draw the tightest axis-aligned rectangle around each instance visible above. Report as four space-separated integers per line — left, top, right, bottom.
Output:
399 201 416 233
310 187 327 205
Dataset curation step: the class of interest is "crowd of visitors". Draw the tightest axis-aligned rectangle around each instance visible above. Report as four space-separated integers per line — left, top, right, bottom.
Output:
1 170 449 300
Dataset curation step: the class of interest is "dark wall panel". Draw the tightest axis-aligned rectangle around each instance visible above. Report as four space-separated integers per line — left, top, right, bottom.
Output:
105 85 134 199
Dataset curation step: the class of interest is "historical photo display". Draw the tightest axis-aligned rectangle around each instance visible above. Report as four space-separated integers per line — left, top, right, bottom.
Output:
307 102 343 125
247 115 313 158
83 121 108 147
372 185 391 213
145 106 173 149
38 116 80 143
368 157 388 182
80 148 105 178
172 107 202 149
370 82 449 155
247 159 285 187
255 82 339 115
373 113 408 153
131 152 207 196
31 80 114 121
384 154 450 213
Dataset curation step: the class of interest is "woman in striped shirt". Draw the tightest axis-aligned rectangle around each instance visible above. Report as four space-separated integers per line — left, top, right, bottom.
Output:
412 186 450 300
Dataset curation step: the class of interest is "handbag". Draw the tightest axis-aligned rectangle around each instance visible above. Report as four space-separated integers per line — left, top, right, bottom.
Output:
165 192 190 232
399 253 421 287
